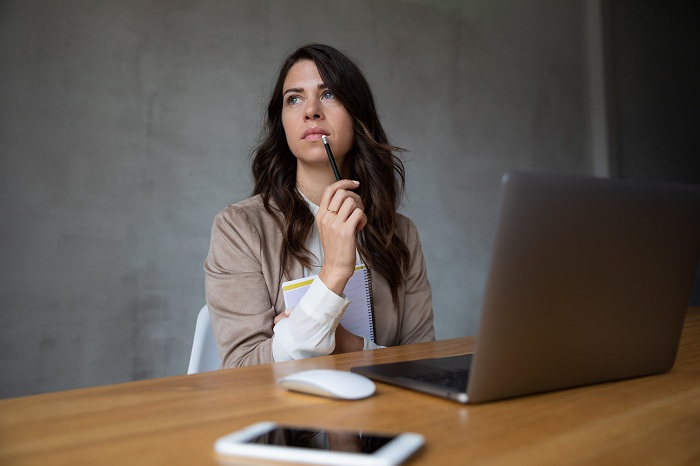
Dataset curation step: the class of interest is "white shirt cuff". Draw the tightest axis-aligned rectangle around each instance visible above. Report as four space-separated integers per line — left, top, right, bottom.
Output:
297 277 350 325
272 277 350 362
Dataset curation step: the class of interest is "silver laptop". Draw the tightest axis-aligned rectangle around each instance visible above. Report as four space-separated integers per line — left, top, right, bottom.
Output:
352 171 700 403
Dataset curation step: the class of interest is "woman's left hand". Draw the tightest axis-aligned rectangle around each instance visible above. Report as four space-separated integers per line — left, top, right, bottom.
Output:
332 324 364 354
273 309 292 325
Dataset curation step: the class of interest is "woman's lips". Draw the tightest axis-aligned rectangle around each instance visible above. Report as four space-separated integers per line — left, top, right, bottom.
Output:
302 128 328 140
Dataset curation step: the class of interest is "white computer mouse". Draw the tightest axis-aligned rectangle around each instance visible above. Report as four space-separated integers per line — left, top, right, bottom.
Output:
277 369 376 400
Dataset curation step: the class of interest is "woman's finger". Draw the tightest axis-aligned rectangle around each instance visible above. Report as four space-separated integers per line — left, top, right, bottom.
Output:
349 208 368 231
335 196 364 223
273 309 292 325
328 191 362 214
320 180 360 213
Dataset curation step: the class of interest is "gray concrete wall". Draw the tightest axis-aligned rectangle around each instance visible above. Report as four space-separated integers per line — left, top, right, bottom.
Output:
0 0 590 398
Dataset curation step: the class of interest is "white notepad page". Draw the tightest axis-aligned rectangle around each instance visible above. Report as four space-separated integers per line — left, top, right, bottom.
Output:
282 264 375 341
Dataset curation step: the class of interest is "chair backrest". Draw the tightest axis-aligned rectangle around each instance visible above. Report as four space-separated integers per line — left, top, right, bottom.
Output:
187 305 222 374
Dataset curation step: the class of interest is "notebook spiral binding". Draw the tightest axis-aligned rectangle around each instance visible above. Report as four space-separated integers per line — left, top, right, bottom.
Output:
365 266 376 341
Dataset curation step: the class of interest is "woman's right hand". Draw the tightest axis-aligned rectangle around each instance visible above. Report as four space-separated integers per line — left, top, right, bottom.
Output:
316 179 367 295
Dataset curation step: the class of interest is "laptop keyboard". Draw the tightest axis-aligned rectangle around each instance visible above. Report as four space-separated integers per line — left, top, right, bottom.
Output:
406 368 470 390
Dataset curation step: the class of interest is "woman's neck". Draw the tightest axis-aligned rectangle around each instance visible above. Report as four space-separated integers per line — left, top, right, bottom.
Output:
295 164 339 205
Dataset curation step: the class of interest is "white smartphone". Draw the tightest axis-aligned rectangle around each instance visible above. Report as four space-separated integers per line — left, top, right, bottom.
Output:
214 421 424 466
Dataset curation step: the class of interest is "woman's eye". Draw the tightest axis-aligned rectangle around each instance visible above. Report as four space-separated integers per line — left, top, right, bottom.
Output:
286 95 301 105
321 90 334 100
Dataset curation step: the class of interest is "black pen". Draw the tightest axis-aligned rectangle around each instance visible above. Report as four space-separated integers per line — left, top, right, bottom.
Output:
321 135 341 181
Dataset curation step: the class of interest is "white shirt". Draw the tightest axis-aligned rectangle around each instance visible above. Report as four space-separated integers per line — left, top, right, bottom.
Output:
271 195 381 361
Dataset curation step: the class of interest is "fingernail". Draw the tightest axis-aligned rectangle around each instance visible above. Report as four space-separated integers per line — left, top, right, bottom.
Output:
352 180 360 185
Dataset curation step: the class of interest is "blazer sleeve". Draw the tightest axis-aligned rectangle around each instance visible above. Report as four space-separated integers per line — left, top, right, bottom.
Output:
204 205 276 368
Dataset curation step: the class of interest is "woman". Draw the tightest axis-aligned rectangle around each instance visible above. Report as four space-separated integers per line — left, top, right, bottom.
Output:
204 43 434 368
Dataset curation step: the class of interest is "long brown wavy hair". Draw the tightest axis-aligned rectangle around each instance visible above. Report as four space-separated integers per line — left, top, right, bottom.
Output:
252 43 409 304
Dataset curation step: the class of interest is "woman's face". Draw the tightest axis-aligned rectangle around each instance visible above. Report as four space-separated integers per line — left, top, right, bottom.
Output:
281 60 354 173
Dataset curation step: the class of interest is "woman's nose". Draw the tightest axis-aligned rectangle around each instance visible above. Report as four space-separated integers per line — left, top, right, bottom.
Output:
304 100 323 120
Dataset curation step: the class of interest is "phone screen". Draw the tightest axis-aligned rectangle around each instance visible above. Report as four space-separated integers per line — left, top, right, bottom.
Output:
247 426 397 454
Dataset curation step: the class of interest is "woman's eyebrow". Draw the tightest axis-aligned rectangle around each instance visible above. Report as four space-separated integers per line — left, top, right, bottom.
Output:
283 83 328 96
283 87 303 96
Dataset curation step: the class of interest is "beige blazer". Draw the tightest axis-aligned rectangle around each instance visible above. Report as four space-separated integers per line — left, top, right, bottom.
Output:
204 195 435 368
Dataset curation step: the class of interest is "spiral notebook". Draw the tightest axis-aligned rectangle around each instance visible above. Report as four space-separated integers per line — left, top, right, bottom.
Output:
282 264 375 340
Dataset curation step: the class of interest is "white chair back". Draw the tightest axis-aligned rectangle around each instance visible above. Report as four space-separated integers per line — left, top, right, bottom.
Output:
187 305 221 374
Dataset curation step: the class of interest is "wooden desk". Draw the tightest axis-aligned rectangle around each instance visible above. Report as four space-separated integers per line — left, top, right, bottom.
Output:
2 307 699 465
